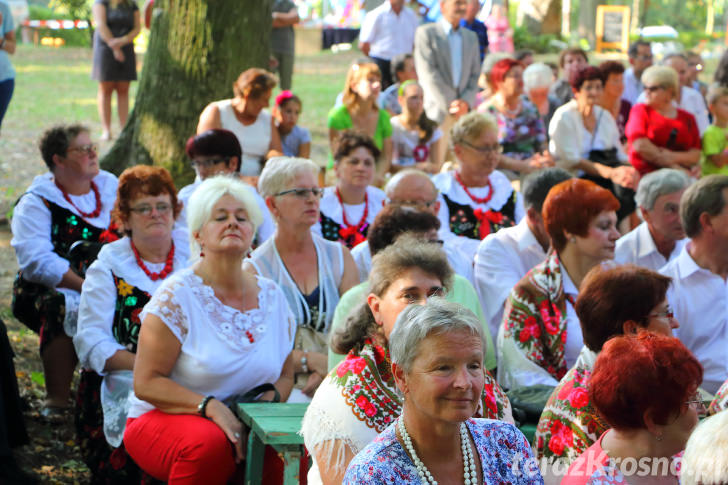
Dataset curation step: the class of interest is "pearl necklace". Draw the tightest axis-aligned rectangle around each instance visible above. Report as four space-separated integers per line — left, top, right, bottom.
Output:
397 416 476 485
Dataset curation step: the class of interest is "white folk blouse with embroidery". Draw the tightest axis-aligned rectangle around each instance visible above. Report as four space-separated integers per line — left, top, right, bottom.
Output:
127 268 296 419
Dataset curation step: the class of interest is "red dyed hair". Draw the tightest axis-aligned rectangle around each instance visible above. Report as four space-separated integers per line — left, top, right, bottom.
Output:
542 178 619 252
113 165 180 235
589 333 703 430
490 58 523 91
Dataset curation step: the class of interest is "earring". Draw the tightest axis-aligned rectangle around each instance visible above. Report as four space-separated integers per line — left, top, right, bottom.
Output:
200 245 205 258
655 434 663 442
570 236 576 243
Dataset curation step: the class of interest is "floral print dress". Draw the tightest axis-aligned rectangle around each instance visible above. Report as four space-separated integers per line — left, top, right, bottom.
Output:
534 347 610 466
709 379 728 415
480 99 547 161
343 418 543 483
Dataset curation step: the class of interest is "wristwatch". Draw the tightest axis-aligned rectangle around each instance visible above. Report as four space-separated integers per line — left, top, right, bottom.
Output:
300 354 309 374
197 395 214 417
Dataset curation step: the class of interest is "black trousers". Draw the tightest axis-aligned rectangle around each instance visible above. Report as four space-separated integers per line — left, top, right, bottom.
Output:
370 56 393 90
0 317 28 456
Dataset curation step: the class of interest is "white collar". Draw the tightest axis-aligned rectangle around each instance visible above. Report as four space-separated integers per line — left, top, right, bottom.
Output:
636 221 660 259
674 242 715 280
515 218 543 252
439 17 460 35
433 170 514 210
560 261 579 296
574 346 598 370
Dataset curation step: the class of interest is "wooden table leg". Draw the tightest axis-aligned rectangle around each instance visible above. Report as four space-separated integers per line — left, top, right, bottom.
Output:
244 431 265 485
282 449 301 485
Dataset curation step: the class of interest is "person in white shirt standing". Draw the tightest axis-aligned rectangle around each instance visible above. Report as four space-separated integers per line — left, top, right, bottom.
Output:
474 167 571 341
636 53 710 135
660 174 728 394
622 40 652 105
615 168 692 271
359 0 419 89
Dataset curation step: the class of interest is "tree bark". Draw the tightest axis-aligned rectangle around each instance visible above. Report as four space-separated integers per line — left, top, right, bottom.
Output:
630 0 640 32
100 0 272 187
578 0 597 48
516 0 561 36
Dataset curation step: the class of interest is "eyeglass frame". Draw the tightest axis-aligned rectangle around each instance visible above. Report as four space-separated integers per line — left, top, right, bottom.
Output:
644 85 665 93
273 187 324 198
460 140 503 155
128 202 174 216
67 143 98 156
648 306 674 320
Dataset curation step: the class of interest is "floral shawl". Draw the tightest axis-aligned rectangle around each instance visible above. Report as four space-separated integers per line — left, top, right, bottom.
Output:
500 251 570 387
301 340 512 484
709 379 728 415
534 347 609 465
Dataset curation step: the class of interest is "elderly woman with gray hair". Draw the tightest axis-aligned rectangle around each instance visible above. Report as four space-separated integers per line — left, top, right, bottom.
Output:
301 238 512 485
615 168 692 270
523 62 559 136
245 157 359 401
343 298 542 484
124 176 296 483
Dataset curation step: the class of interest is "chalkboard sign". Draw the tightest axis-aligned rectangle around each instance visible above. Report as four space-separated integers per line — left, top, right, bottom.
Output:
596 6 630 53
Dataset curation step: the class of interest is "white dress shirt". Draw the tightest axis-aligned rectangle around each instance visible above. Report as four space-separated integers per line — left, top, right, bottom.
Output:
615 221 686 271
622 67 643 106
352 236 474 284
439 18 463 88
358 2 418 60
474 219 547 341
561 264 583 369
661 244 728 394
636 86 710 135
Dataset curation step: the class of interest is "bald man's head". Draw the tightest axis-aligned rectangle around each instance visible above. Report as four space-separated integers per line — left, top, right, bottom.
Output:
384 169 440 216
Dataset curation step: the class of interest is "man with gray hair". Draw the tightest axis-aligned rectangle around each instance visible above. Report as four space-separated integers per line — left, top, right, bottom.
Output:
660 174 728 394
636 52 709 134
474 167 571 340
615 168 691 270
350 169 474 282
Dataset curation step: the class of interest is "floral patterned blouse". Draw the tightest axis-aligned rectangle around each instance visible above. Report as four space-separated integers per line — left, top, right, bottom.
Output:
534 347 610 466
479 98 547 160
709 379 728 415
343 418 544 484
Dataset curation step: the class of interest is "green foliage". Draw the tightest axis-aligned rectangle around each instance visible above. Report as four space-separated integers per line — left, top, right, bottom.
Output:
31 371 45 387
512 25 561 53
27 3 93 47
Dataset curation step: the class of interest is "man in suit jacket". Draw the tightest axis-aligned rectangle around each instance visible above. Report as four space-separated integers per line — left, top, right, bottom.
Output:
414 0 481 161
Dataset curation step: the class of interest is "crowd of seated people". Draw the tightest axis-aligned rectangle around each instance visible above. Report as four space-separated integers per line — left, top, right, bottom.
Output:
8 1 728 482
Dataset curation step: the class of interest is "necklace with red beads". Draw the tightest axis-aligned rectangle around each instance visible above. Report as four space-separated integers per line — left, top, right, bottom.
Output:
55 179 102 219
454 171 493 205
131 240 175 281
335 186 369 232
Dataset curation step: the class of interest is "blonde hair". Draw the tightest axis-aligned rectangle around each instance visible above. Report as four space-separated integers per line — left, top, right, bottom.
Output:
450 111 498 148
257 156 319 199
707 82 728 106
641 65 679 97
680 410 728 485
342 62 381 115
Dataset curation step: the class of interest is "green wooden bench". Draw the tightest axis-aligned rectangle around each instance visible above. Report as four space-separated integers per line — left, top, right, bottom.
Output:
236 402 309 485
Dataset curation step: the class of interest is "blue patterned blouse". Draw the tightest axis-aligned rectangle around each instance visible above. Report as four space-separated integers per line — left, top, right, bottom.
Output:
343 418 544 484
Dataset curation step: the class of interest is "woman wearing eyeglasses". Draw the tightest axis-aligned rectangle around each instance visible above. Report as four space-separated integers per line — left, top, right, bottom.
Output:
315 131 387 249
11 124 118 419
177 129 275 245
562 332 703 484
245 157 359 401
534 264 679 475
625 65 701 176
432 111 525 262
73 165 189 482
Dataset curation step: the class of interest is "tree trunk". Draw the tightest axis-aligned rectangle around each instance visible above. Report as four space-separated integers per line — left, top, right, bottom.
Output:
578 0 597 48
706 0 715 35
100 0 272 187
630 0 640 32
516 0 561 36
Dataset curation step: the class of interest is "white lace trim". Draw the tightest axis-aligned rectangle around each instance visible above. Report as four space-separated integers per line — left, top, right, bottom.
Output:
432 169 514 210
300 399 361 476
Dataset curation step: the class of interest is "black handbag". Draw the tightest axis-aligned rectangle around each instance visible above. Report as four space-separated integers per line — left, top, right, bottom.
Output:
506 384 556 425
225 383 281 421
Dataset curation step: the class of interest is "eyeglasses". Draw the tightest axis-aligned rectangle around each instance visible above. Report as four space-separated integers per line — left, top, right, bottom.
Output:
274 187 324 198
648 306 674 320
644 85 664 93
387 198 438 210
192 157 230 168
461 141 503 155
129 203 173 216
635 54 653 62
685 391 707 414
428 239 444 246
68 143 98 156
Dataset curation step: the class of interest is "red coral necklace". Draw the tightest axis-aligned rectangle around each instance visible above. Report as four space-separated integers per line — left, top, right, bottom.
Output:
336 187 368 232
131 240 175 281
55 179 102 219
454 171 493 205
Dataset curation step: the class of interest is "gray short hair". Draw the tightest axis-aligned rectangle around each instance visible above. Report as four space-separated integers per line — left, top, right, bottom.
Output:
384 169 438 199
523 63 554 92
257 156 319 199
680 410 728 485
522 167 572 211
662 52 688 65
634 169 692 211
680 174 728 238
186 175 263 256
451 111 497 148
389 298 485 373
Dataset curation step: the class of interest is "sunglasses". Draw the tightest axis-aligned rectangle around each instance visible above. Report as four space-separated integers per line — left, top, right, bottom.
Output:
644 85 665 93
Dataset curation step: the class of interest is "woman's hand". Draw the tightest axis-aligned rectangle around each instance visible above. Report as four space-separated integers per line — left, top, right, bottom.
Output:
205 398 247 463
107 37 123 49
113 48 125 63
609 165 640 190
301 372 324 397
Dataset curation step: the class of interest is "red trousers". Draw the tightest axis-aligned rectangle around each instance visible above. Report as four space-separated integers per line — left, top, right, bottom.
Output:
124 410 236 484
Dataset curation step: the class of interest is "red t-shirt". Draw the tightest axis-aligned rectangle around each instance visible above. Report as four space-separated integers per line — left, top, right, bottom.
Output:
625 103 701 175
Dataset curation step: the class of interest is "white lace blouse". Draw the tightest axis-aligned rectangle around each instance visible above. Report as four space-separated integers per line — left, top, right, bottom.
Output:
127 268 296 419
73 231 190 446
